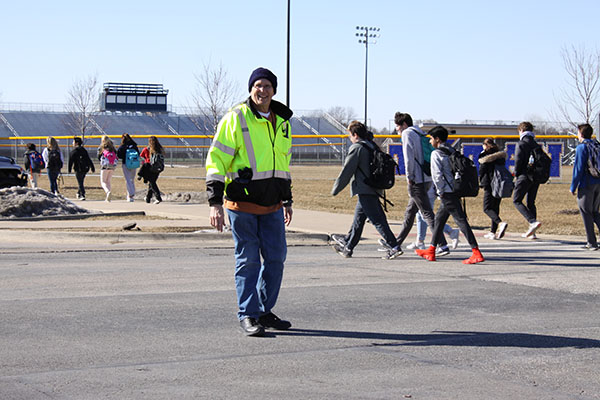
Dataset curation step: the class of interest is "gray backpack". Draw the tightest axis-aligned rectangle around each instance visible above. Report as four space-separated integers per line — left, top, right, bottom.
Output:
491 164 514 198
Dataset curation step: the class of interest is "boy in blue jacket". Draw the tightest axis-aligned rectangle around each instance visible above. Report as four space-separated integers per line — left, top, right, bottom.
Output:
570 123 600 250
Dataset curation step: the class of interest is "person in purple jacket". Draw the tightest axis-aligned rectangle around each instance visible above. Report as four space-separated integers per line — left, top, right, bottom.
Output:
570 123 600 250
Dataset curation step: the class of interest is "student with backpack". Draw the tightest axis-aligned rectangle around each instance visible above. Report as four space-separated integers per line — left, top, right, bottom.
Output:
117 133 140 202
478 138 510 240
68 137 95 200
42 136 64 195
415 126 484 264
405 185 461 251
97 135 118 202
393 112 452 255
330 121 402 260
513 121 544 239
139 136 164 204
570 123 600 250
23 143 45 189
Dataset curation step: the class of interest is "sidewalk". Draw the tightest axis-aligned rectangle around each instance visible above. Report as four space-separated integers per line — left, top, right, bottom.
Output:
0 197 586 245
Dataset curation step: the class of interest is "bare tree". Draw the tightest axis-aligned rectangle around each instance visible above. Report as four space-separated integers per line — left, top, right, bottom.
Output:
191 62 243 133
554 45 600 128
325 106 357 127
64 74 101 141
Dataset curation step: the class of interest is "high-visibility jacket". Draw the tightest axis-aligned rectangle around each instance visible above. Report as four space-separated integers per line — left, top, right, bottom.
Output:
206 98 293 207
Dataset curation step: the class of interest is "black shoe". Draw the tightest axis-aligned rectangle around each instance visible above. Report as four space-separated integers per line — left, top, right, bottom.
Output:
240 317 265 336
258 312 291 330
145 197 151 204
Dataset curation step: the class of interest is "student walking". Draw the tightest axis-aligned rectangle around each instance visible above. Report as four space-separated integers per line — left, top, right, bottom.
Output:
23 143 44 189
330 120 402 260
117 133 140 202
393 112 452 255
570 123 600 250
97 135 118 202
42 136 64 195
406 184 460 251
139 136 164 204
68 137 95 200
513 121 542 238
478 138 509 239
415 126 484 264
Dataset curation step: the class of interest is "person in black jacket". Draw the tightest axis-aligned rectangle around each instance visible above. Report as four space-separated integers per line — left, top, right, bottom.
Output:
68 137 95 200
23 143 44 189
478 138 508 240
117 133 139 202
513 121 542 238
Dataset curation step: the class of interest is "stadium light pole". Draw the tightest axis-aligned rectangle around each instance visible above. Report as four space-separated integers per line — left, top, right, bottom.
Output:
356 26 380 127
286 0 291 107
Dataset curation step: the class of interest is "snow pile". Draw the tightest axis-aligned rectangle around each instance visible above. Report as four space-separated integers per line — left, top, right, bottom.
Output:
163 191 208 203
0 187 91 218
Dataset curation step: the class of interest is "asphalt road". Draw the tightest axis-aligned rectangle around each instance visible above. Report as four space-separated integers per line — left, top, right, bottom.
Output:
0 235 599 399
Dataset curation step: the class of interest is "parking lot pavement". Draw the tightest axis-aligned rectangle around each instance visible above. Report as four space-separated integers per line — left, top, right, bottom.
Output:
0 232 599 399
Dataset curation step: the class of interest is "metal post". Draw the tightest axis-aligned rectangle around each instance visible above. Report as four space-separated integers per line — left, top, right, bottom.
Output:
364 38 368 126
355 26 380 128
286 0 291 108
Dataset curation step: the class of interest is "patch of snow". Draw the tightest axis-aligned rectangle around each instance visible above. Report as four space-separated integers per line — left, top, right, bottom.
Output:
0 187 91 218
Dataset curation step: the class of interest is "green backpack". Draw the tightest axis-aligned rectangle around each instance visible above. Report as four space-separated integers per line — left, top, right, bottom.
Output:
416 131 434 176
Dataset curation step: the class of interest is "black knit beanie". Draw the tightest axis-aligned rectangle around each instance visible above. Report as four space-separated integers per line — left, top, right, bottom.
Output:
248 67 277 94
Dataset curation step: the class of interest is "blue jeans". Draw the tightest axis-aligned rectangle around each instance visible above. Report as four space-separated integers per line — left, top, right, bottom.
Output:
47 169 60 193
345 194 397 250
227 207 287 320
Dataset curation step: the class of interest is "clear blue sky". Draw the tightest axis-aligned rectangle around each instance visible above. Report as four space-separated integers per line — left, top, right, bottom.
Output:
1 0 599 131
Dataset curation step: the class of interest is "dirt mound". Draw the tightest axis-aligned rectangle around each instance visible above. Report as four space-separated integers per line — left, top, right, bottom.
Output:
0 187 91 218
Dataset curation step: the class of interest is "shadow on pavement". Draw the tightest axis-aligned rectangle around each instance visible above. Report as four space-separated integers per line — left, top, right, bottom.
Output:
275 329 600 349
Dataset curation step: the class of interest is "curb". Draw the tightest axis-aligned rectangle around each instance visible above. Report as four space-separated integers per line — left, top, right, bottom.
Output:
0 211 146 222
0 229 329 244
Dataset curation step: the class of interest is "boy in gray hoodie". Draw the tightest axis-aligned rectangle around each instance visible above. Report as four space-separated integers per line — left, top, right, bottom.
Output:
415 126 484 264
394 112 452 255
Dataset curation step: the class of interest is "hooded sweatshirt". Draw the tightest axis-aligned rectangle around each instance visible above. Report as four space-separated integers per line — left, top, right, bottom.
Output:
401 126 432 184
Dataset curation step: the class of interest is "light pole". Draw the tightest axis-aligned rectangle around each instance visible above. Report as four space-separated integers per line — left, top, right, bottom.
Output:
355 26 380 127
286 0 291 107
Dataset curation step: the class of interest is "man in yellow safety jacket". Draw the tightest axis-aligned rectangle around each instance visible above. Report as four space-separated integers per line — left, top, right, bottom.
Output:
206 67 293 337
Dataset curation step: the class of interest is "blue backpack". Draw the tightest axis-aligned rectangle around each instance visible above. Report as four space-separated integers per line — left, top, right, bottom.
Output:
125 148 140 169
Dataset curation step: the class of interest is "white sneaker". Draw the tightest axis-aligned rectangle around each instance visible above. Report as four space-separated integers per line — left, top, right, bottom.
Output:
521 232 538 239
127 196 134 202
153 199 161 204
105 191 111 202
407 241 425 250
436 247 450 257
450 229 460 249
524 221 541 237
496 222 508 239
484 232 496 240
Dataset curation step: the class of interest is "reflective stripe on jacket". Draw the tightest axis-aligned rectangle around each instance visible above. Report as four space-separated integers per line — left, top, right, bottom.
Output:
206 98 293 206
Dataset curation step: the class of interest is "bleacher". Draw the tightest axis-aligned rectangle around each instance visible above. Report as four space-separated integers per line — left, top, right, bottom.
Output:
0 110 347 164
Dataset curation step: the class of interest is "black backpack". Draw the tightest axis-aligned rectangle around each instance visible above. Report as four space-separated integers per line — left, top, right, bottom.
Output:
47 149 63 170
440 147 479 198
359 142 397 190
528 144 551 184
150 152 165 173
585 139 600 178
75 149 91 173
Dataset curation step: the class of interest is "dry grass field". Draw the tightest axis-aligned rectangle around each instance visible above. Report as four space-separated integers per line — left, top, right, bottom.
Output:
34 164 585 236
